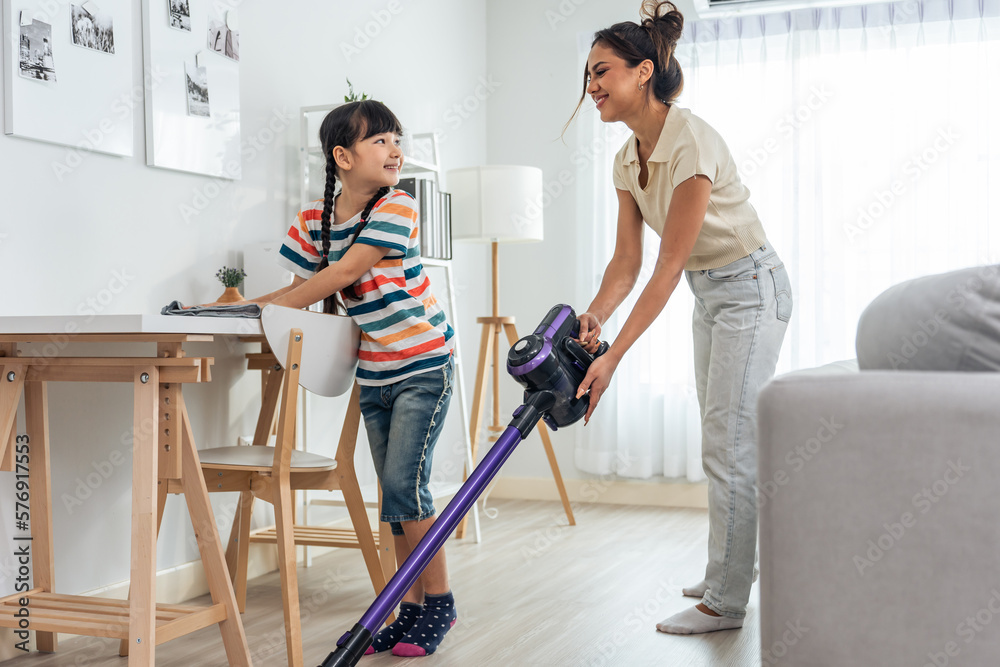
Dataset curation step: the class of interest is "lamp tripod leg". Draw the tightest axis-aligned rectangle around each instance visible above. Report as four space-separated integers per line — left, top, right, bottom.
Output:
456 322 494 539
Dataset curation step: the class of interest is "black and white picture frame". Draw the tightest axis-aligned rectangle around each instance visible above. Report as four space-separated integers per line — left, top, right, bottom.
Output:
207 17 238 62
184 61 209 117
167 0 190 32
18 14 56 81
71 3 116 55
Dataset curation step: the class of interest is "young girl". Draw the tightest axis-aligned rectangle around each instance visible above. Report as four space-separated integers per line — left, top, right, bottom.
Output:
570 1 791 635
248 100 458 657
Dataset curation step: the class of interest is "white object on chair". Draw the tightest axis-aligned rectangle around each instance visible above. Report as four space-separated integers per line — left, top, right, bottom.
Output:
261 304 360 398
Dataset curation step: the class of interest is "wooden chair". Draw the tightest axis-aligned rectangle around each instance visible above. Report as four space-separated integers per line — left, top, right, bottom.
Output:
197 305 385 667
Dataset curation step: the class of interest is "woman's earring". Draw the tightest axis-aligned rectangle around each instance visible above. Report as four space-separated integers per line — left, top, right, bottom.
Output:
639 83 644 90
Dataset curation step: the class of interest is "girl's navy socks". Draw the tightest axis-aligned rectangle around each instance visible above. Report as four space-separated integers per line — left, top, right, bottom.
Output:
364 601 422 654
392 591 458 657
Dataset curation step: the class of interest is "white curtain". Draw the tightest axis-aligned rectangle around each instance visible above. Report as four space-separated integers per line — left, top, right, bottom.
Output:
575 0 1000 480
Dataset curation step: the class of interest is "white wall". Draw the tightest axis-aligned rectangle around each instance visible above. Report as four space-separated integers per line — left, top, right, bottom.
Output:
484 0 698 481
0 0 490 595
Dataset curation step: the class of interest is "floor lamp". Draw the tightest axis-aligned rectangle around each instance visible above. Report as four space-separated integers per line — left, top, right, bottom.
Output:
446 165 576 538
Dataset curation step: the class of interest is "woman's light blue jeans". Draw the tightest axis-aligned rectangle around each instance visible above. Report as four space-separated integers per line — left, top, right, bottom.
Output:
685 242 792 618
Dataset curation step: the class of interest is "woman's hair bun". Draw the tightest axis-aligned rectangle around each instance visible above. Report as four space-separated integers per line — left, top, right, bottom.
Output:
640 0 684 46
562 0 686 135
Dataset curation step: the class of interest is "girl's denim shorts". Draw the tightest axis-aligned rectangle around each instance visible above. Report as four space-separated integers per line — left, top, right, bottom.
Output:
359 357 453 535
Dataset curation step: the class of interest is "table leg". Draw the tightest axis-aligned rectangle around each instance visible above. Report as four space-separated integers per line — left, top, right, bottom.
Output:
3 418 12 474
128 366 158 666
24 381 57 652
0 360 25 470
119 481 168 657
121 344 184 658
178 393 252 666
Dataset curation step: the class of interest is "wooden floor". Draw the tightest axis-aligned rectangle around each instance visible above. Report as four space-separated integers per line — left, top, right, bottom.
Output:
6 500 760 666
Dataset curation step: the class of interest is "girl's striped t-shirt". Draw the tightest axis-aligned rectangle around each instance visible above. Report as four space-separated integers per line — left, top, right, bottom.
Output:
276 188 454 386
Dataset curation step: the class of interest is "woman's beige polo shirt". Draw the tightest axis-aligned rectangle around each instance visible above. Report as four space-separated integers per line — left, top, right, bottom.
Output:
612 105 768 271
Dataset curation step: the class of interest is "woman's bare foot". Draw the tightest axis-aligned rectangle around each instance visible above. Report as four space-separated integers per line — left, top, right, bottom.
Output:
696 603 721 617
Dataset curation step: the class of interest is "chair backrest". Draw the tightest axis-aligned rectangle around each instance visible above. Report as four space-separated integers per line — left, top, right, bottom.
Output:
261 304 360 397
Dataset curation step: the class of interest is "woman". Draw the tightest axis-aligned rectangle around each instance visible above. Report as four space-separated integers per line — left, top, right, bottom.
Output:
570 0 792 635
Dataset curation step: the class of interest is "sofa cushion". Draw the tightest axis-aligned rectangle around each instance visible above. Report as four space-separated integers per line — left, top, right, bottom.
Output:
856 264 1000 371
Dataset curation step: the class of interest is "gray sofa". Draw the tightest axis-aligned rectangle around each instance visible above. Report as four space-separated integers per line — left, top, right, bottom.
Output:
758 264 1000 666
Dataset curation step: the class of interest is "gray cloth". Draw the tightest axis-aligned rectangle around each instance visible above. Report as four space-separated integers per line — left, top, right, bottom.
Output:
856 264 1000 371
160 300 261 318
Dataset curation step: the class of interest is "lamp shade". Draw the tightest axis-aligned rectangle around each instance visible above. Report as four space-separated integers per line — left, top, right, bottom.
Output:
446 165 544 243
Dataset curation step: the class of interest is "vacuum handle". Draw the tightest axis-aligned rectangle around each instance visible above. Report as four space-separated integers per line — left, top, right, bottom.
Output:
563 337 609 369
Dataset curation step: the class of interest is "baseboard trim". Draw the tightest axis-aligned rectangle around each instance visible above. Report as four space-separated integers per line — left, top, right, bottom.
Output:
486 476 708 509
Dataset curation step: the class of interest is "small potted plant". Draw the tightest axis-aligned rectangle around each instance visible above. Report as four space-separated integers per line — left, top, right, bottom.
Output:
215 266 247 303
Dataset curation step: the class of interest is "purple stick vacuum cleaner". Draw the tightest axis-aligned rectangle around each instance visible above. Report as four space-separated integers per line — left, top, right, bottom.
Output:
319 304 608 667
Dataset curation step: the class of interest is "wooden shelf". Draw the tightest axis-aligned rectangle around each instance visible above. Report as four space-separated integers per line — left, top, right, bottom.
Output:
422 257 453 268
0 592 225 645
401 156 439 173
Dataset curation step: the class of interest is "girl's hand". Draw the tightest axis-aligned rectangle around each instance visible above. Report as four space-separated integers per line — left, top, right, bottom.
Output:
575 351 620 425
576 312 603 354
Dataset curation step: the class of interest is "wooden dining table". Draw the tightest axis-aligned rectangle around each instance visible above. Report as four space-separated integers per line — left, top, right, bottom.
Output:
0 313 269 666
